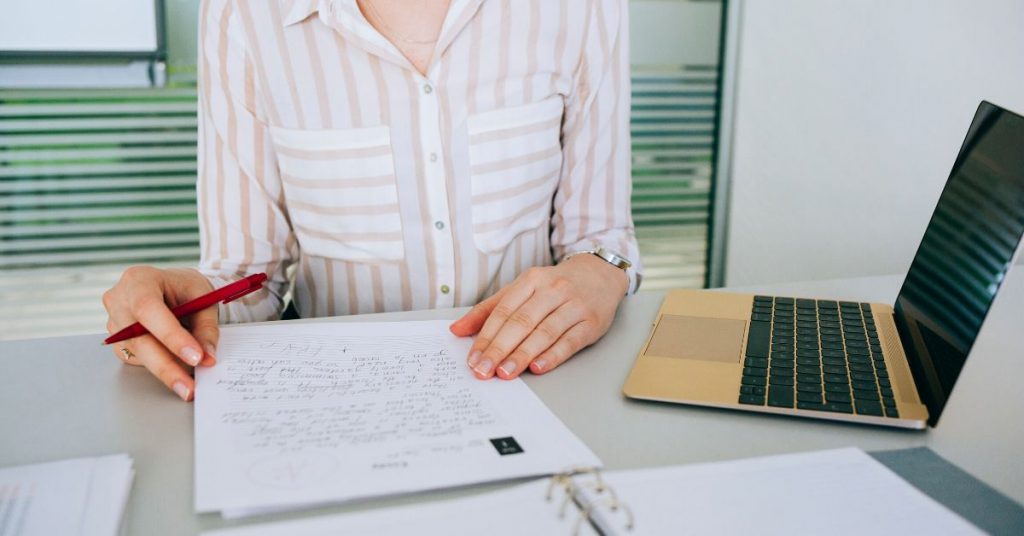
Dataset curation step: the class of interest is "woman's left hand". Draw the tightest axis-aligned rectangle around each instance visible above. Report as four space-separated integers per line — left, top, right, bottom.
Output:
449 253 628 379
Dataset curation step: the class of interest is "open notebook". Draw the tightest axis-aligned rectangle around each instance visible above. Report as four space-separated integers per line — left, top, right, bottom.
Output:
202 448 982 535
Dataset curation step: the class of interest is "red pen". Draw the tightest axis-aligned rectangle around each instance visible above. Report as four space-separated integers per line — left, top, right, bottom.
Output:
103 272 268 345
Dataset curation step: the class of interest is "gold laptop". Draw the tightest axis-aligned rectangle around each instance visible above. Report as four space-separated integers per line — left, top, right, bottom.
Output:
624 101 1024 429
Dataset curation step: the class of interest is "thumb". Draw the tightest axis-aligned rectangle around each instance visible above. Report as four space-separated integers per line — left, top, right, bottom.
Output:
190 306 220 366
450 291 503 337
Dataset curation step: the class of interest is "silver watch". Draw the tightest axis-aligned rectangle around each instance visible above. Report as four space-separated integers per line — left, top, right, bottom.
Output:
564 246 632 271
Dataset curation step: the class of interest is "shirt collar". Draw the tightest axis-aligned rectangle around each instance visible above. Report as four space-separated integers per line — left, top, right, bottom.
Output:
280 0 320 27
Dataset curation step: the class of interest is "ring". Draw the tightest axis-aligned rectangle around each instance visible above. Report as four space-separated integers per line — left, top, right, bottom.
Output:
119 347 136 362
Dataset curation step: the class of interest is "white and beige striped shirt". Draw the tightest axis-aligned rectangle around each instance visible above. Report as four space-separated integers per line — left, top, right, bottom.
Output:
197 0 642 322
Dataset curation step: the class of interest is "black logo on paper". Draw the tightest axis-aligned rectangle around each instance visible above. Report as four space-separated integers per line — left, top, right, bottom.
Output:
489 436 524 456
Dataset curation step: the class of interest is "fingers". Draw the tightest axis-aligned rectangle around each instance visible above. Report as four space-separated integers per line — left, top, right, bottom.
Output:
465 278 538 378
126 282 204 367
449 287 504 337
117 336 194 401
528 322 595 376
478 283 573 380
493 301 585 379
189 305 220 366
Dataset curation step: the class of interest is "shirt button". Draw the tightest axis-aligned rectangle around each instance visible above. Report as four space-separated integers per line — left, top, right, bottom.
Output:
434 221 445 230
429 152 438 162
440 284 450 295
423 84 433 95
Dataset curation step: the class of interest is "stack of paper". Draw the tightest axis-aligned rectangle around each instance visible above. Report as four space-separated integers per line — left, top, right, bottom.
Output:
195 320 601 517
0 454 134 536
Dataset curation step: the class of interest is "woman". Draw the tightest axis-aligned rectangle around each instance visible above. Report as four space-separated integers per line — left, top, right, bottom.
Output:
102 0 641 401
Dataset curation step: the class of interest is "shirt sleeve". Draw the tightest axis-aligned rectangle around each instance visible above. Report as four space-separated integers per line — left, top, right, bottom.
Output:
551 0 643 293
196 0 297 322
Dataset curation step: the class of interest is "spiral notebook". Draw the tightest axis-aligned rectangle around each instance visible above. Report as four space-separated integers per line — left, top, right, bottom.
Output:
202 448 983 535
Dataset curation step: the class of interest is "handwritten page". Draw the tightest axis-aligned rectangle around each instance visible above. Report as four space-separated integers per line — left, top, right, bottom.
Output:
194 320 600 516
0 454 134 536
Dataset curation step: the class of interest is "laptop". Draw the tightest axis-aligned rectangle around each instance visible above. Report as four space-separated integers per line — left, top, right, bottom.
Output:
623 101 1024 429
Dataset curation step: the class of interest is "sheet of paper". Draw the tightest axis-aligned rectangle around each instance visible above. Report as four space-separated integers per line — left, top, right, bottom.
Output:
0 454 134 536
194 320 601 516
586 448 982 535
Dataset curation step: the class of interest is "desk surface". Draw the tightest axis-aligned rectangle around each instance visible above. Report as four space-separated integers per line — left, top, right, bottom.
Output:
1 274 1022 535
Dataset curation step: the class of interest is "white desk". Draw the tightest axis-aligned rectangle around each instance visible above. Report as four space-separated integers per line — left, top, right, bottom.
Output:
1 274 1022 534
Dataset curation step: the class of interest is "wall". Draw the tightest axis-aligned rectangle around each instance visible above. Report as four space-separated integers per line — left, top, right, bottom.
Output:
723 0 1024 287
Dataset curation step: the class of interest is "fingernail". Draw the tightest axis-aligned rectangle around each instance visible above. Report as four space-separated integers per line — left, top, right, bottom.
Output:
531 358 547 373
203 342 217 360
172 381 191 402
467 350 481 366
473 359 493 376
499 360 517 377
182 346 202 366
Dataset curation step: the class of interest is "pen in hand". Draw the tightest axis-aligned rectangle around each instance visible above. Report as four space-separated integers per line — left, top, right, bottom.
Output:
103 272 267 345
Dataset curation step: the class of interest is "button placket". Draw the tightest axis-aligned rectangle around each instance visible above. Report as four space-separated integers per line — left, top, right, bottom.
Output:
416 76 456 308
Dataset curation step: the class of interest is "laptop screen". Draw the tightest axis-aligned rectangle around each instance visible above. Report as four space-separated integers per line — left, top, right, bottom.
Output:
894 101 1024 426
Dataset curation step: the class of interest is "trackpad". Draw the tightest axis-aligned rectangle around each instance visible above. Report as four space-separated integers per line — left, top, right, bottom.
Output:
644 315 746 363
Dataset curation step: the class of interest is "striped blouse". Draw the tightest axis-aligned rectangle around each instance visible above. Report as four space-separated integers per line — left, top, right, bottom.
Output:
196 0 642 323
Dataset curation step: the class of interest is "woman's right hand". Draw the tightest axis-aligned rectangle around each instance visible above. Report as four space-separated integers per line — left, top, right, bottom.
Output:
101 266 218 402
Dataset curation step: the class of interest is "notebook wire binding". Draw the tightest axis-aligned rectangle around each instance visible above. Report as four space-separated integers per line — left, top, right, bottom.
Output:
545 467 635 535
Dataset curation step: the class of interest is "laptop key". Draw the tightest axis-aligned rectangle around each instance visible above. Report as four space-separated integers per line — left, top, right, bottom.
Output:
855 400 884 416
797 383 822 393
744 357 768 368
824 383 848 393
741 375 767 387
753 295 773 304
853 389 879 401
826 391 852 403
769 375 794 386
796 365 821 375
745 321 771 358
882 397 896 408
823 373 848 384
878 377 892 388
823 365 847 375
824 402 855 414
744 367 768 378
767 387 795 408
739 394 765 405
796 401 826 411
884 407 900 418
796 357 821 366
796 391 823 403
849 362 874 373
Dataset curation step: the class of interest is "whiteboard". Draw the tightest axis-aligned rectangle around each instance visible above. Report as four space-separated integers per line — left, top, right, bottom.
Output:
0 0 158 53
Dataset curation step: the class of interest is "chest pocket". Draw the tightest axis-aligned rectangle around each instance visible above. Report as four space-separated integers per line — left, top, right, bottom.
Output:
467 97 564 253
269 125 404 262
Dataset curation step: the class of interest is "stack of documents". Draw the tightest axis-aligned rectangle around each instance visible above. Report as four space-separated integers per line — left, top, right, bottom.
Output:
195 320 601 517
0 454 134 536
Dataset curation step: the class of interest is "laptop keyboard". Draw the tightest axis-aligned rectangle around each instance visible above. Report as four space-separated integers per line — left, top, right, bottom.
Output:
738 296 899 418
